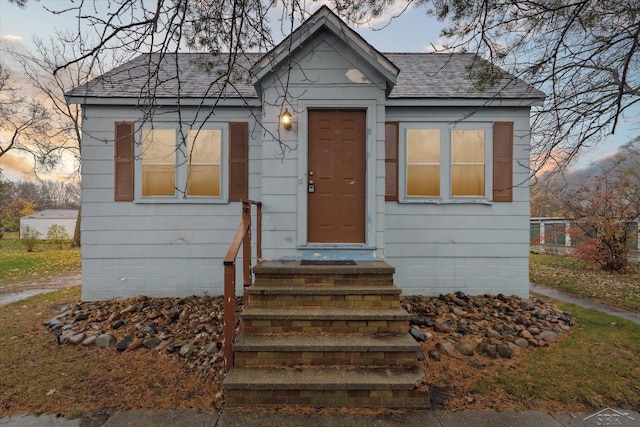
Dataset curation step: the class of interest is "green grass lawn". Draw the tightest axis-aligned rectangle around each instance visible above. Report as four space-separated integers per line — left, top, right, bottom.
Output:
0 232 81 286
530 252 640 313
492 301 640 410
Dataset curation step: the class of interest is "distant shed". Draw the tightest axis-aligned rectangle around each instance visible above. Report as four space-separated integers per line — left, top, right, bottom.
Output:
20 209 78 239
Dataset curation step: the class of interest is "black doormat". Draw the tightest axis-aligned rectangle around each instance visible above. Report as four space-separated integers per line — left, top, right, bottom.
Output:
300 260 357 266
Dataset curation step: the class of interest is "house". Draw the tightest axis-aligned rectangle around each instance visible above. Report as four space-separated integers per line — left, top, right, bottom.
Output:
67 6 545 301
19 209 78 240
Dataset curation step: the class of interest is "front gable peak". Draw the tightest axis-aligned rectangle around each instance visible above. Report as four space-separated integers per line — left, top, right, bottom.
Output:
251 5 399 95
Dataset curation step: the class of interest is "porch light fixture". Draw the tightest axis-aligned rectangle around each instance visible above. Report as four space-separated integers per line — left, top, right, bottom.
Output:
280 108 292 131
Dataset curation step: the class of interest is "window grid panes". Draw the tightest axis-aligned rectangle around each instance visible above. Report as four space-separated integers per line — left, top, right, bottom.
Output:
141 129 176 197
406 129 440 197
186 129 221 197
451 130 485 197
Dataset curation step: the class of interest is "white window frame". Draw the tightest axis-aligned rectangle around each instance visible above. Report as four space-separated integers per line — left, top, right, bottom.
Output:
135 124 228 203
399 122 493 204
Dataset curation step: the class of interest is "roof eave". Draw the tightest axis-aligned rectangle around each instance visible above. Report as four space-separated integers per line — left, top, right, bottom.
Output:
66 95 261 107
386 97 545 107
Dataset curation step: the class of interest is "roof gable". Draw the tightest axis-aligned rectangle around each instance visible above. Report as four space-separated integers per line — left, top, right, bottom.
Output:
250 5 399 95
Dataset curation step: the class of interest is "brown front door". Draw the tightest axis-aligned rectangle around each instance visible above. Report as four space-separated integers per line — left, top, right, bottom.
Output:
307 109 366 243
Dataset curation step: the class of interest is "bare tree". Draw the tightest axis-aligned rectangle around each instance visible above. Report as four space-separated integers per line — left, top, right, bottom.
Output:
2 30 126 246
423 0 640 171
11 0 636 171
0 63 57 172
2 30 125 175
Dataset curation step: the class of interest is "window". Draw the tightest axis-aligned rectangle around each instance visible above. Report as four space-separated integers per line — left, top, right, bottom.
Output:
388 122 512 202
406 129 440 197
451 130 485 197
141 129 176 197
140 127 222 199
114 121 248 203
186 129 221 197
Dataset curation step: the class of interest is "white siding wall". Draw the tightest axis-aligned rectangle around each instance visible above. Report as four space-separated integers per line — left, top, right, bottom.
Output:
385 107 531 298
258 31 388 261
80 105 261 300
80 45 533 300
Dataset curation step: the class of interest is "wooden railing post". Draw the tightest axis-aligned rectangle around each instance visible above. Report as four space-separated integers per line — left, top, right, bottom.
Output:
223 200 262 372
242 201 252 289
223 260 235 371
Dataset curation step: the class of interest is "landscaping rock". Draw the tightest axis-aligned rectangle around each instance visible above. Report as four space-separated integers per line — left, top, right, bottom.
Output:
128 337 144 351
519 330 534 340
120 304 137 316
436 341 456 358
205 342 220 354
116 336 133 352
95 334 116 348
409 326 427 342
476 342 497 359
142 326 156 335
538 330 558 343
143 337 160 349
434 321 451 333
42 292 575 385
486 328 502 340
44 317 63 328
82 336 97 347
496 343 512 359
179 343 196 357
68 332 86 345
112 319 126 330
456 342 474 356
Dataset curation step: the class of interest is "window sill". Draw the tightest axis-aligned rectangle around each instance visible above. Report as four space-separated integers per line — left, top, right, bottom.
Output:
135 196 228 204
398 198 494 205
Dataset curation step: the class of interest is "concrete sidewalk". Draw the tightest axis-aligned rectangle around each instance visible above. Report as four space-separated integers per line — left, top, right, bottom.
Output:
2 409 639 427
530 282 640 325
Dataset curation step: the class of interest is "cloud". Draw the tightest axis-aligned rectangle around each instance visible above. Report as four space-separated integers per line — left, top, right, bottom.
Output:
304 0 415 28
0 152 35 180
2 34 23 42
425 38 455 52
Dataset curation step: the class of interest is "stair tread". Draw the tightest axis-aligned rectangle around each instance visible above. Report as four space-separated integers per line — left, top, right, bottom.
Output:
253 260 394 275
247 284 401 295
233 333 419 352
241 306 411 320
224 365 424 390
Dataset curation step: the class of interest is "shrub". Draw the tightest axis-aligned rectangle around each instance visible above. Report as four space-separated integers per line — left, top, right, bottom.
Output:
20 225 42 252
47 224 70 249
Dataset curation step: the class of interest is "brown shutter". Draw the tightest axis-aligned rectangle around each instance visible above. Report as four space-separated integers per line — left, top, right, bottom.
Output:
493 121 514 202
114 121 135 201
229 122 249 202
385 121 399 201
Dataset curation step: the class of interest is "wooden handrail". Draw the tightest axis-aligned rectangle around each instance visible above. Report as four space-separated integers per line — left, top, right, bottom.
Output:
223 200 262 372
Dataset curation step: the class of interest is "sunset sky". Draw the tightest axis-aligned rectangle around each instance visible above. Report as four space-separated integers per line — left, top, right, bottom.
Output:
0 0 637 181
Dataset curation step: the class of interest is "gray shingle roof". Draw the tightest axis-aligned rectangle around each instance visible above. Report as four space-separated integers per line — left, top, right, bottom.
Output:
67 52 544 101
386 53 545 99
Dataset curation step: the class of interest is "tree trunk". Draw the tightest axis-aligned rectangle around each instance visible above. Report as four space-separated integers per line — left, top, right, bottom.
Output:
73 205 81 247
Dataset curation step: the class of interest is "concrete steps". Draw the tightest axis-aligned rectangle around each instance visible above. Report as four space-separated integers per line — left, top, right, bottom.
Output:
223 260 429 408
233 334 420 367
224 366 427 407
